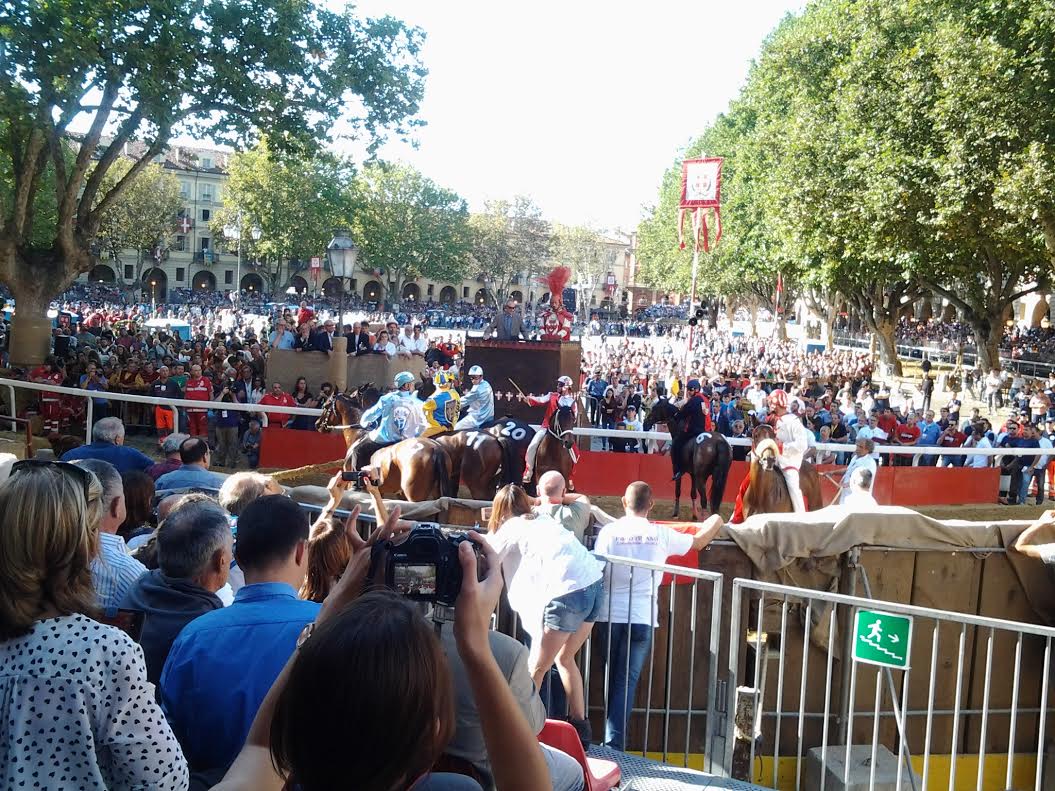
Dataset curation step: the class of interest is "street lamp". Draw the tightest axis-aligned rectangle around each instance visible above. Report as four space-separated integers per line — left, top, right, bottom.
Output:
327 228 359 331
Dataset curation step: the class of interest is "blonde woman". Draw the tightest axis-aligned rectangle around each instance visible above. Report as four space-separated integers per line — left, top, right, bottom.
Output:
0 460 187 788
486 484 605 745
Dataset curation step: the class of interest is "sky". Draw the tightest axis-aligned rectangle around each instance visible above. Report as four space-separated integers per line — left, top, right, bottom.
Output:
341 0 807 233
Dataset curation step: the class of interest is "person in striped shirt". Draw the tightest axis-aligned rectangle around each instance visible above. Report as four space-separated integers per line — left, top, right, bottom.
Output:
73 459 146 613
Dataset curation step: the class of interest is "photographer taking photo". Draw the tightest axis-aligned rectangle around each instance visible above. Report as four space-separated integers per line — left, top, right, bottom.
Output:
214 376 241 468
214 505 550 791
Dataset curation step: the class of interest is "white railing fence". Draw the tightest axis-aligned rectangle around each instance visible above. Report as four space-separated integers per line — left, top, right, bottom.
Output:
724 576 1055 791
0 376 1041 467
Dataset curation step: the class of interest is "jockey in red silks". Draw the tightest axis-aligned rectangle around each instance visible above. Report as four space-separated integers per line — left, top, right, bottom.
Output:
520 375 578 483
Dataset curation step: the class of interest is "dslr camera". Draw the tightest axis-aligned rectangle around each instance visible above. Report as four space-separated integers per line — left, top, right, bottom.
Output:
382 523 481 607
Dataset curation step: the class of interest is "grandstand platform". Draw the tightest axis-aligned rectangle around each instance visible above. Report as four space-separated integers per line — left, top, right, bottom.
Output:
587 747 767 790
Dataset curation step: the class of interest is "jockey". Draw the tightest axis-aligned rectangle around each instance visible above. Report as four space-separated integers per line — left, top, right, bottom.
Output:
669 379 712 480
767 388 810 512
351 371 424 471
29 356 66 435
454 365 494 430
421 369 461 437
520 375 578 483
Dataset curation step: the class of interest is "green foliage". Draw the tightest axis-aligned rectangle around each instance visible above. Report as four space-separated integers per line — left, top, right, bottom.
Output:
636 0 1055 370
351 163 471 297
95 159 183 280
552 224 621 317
211 139 354 288
469 196 551 305
0 0 426 294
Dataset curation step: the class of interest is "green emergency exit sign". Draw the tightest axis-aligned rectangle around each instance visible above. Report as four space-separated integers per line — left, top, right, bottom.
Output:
853 609 913 669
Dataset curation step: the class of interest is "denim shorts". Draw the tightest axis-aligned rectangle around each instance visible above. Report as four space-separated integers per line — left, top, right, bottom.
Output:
543 578 604 633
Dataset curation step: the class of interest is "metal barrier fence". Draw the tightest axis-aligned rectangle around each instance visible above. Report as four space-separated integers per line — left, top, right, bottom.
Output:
724 575 1055 791
1 376 1045 465
492 553 727 775
832 332 1055 378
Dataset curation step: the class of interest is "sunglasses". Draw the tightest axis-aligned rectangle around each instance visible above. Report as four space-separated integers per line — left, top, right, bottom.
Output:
10 459 94 500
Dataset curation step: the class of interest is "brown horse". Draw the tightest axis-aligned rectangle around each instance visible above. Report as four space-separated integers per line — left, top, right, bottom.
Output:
524 404 578 491
484 416 534 483
315 389 368 449
433 429 514 500
645 398 732 519
741 424 823 518
362 436 454 502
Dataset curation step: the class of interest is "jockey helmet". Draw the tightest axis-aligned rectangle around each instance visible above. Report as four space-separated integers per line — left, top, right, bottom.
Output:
394 371 416 389
687 379 701 391
433 370 455 389
557 375 573 388
768 389 788 410
468 365 484 377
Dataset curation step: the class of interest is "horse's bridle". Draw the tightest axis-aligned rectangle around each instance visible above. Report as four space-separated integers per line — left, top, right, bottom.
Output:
318 392 360 432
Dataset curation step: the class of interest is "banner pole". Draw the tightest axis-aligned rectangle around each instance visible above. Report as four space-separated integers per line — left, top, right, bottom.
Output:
686 213 701 376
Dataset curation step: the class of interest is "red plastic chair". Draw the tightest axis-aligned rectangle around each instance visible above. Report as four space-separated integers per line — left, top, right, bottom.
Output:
538 718 621 791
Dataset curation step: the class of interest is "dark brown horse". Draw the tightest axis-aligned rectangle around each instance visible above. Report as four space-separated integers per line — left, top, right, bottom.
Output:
741 424 823 518
523 404 578 491
483 416 534 483
645 398 732 519
315 390 366 449
433 429 514 500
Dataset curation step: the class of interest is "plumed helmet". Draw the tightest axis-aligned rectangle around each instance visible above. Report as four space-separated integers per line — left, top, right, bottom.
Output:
468 365 484 377
394 371 416 389
557 375 573 387
687 379 701 391
768 389 788 409
433 370 455 389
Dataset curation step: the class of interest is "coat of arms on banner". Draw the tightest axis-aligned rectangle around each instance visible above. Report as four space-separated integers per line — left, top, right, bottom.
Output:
678 157 723 252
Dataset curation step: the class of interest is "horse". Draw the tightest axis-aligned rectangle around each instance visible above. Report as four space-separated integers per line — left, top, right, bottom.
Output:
644 398 732 520
432 429 513 500
315 389 367 449
482 416 534 483
523 404 578 491
361 436 454 502
741 424 823 518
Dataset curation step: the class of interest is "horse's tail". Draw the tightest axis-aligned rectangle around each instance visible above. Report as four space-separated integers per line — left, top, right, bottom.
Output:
498 436 518 486
434 448 454 498
709 436 733 515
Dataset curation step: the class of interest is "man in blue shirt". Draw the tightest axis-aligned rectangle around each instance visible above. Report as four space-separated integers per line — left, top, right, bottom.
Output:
917 410 942 466
61 416 154 474
155 437 226 491
160 495 320 775
268 317 296 350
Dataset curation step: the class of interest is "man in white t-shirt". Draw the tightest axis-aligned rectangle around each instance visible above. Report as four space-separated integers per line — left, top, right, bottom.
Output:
964 424 993 468
593 481 722 749
1011 509 1055 565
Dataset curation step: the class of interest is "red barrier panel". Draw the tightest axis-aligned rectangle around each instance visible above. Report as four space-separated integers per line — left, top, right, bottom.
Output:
259 432 1001 507
259 426 347 469
888 465 999 506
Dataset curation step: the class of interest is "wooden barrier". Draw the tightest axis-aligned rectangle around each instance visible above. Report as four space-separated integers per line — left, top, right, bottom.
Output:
258 430 1002 506
265 348 427 394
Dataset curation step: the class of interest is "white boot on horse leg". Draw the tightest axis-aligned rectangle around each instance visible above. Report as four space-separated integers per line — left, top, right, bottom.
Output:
523 427 545 482
782 466 807 513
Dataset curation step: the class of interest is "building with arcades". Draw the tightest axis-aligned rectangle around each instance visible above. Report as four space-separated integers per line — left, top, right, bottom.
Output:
80 140 637 313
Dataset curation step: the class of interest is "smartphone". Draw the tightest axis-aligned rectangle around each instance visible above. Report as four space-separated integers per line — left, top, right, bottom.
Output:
97 609 146 642
341 470 368 483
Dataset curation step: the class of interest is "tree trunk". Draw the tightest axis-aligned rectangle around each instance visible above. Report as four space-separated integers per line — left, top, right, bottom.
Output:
748 301 758 337
873 318 903 377
6 249 83 367
971 314 1003 373
773 311 788 342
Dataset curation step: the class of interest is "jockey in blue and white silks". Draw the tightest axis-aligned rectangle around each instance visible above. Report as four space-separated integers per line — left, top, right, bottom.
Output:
454 365 495 430
361 371 425 444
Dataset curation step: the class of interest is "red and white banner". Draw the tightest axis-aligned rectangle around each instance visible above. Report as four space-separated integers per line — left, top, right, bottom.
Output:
678 157 722 252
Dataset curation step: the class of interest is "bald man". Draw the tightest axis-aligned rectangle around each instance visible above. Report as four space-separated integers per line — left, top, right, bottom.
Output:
593 481 722 749
532 470 592 543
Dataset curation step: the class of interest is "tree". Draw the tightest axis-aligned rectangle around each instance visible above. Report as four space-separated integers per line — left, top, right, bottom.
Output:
211 139 354 293
0 0 426 364
351 163 471 300
469 196 551 306
552 224 620 320
95 160 183 287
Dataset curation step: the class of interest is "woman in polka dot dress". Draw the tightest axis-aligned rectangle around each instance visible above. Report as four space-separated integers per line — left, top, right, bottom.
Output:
0 461 188 790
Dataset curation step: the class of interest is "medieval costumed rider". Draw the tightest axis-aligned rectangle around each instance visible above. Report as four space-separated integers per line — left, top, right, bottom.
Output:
455 365 494 430
350 371 425 471
766 388 809 512
519 375 578 483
